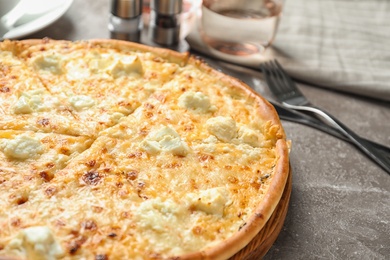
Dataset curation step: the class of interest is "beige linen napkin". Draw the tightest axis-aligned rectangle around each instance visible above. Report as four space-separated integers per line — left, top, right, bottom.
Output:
186 0 390 101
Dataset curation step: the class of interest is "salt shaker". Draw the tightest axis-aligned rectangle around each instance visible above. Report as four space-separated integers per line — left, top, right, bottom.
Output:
149 0 182 46
108 0 143 42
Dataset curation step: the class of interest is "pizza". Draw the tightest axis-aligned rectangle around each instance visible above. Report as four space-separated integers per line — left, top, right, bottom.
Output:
0 39 289 260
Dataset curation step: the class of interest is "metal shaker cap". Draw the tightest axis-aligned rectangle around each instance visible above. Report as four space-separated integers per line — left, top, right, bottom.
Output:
111 0 142 18
150 0 182 15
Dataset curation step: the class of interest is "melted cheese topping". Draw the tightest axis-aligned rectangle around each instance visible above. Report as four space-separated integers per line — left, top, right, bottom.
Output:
0 40 286 260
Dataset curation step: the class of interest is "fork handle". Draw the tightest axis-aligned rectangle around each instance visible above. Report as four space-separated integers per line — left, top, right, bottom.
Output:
283 103 390 175
272 103 390 154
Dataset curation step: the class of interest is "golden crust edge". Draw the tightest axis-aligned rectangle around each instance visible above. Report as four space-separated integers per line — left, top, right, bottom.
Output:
177 140 289 260
4 39 290 260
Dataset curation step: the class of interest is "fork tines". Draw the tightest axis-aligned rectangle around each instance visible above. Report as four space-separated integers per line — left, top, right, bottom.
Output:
259 60 307 105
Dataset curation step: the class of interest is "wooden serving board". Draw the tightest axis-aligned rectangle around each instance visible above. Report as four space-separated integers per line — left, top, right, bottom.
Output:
231 167 292 260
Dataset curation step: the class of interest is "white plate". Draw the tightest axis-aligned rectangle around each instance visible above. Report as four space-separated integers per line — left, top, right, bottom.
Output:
0 0 73 40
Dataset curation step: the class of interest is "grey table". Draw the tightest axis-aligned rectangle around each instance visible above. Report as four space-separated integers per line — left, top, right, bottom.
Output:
25 0 390 259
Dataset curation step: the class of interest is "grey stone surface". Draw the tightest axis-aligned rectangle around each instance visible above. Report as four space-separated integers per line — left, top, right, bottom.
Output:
24 0 390 258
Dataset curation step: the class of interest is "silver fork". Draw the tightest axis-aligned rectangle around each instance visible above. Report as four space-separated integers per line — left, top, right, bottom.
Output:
259 60 390 175
272 101 390 155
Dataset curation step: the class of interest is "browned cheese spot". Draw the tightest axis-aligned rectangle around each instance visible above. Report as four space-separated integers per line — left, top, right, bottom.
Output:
39 171 54 182
45 186 57 197
82 171 102 185
81 219 98 231
125 170 138 181
68 236 87 255
95 254 108 260
0 86 10 92
37 118 50 127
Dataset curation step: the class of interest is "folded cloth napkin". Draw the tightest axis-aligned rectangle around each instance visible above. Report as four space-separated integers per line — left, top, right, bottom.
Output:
186 0 390 101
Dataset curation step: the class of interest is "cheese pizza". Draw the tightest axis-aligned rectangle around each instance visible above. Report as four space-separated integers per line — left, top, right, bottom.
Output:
0 39 289 260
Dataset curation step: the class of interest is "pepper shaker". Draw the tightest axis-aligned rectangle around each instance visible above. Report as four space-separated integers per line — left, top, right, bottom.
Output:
149 0 182 46
108 0 143 42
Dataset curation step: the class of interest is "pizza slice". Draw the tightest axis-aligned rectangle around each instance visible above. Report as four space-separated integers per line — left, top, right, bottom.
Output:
13 40 185 135
0 130 93 187
0 42 98 136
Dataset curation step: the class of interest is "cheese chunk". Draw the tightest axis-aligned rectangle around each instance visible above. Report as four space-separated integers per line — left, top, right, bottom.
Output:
1 134 44 160
178 91 216 113
13 89 60 114
135 198 186 232
89 53 143 78
68 95 95 111
0 51 16 60
66 59 91 80
206 116 237 142
187 187 230 216
32 54 63 74
140 126 190 156
238 125 260 147
13 95 33 114
7 226 64 260
110 56 143 78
